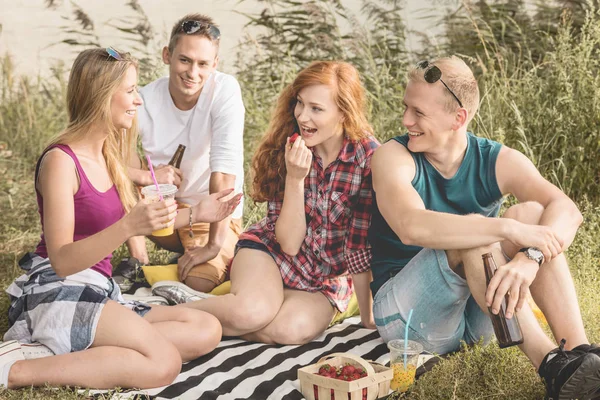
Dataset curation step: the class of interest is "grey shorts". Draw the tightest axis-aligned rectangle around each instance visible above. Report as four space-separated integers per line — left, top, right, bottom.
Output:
373 248 495 355
3 253 151 355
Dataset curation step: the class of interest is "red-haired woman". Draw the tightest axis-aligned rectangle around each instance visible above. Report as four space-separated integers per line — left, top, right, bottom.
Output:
155 61 380 344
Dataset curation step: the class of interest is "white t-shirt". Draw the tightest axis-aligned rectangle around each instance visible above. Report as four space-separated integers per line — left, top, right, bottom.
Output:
138 72 245 219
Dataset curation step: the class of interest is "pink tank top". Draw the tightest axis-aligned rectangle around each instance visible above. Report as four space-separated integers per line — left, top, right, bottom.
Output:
34 144 125 277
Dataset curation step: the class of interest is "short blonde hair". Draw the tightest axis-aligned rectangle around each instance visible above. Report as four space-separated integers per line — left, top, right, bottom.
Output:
168 13 220 54
408 56 480 121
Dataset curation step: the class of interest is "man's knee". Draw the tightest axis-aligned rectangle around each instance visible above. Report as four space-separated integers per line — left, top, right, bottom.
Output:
184 276 218 293
148 231 184 253
502 201 544 225
445 243 501 272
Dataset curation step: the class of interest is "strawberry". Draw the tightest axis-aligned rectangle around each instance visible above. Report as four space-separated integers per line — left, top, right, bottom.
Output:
350 372 362 381
318 363 333 376
289 133 300 143
341 365 356 376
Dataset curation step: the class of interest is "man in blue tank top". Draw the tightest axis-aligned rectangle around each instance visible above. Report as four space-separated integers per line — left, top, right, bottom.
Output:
369 56 600 399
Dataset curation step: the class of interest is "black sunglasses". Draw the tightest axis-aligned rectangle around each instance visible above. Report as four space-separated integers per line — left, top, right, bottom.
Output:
181 20 221 40
416 60 463 109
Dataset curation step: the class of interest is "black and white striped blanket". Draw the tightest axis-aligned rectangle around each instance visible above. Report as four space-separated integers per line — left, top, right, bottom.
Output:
100 317 391 400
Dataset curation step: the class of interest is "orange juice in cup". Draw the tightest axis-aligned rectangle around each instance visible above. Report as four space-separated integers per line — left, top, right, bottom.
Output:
141 184 178 236
388 339 423 392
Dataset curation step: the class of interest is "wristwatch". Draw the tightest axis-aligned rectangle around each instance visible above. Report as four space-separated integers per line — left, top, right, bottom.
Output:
519 247 545 266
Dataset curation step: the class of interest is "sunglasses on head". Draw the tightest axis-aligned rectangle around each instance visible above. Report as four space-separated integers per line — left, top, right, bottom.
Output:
181 20 221 40
416 60 463 109
106 46 124 61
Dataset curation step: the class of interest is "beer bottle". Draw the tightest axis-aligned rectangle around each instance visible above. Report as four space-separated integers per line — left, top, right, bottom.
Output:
168 144 186 169
482 252 524 348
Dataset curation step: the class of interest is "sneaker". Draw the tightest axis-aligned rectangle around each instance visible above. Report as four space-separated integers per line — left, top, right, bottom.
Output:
538 339 600 400
0 340 25 388
151 281 215 305
113 257 144 292
122 293 169 306
168 253 182 265
573 343 600 356
21 342 54 359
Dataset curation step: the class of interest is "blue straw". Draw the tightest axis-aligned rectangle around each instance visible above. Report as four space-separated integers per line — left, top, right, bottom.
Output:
404 308 414 369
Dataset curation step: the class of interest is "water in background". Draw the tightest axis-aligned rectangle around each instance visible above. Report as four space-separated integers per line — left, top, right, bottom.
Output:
0 0 451 76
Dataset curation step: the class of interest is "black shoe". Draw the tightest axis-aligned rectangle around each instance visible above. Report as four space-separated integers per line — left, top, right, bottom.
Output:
539 339 600 400
113 257 144 292
573 344 600 356
168 253 182 265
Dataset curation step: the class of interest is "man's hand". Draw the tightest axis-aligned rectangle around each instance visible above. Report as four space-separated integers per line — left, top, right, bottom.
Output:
508 220 564 262
194 188 242 223
153 164 183 187
178 244 220 281
485 252 540 319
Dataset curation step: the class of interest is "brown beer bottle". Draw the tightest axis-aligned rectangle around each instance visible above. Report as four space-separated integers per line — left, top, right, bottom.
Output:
482 252 524 348
168 144 186 169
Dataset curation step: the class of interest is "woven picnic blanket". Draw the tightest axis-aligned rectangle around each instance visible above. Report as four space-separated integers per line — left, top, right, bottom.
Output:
93 317 391 400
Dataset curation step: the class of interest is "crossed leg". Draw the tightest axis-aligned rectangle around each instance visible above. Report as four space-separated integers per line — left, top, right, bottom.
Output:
447 202 589 368
182 248 335 344
242 288 335 345
7 299 220 389
181 248 285 337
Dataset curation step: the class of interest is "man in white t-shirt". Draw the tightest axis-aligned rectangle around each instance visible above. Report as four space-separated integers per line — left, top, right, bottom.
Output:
128 13 245 293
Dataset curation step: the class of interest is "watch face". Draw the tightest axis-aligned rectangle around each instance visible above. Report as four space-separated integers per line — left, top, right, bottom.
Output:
528 248 544 263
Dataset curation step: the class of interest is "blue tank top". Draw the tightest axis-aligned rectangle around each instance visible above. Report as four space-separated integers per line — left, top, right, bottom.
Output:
369 132 504 295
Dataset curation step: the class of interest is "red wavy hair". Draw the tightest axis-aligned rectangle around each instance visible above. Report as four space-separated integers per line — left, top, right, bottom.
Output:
251 61 373 202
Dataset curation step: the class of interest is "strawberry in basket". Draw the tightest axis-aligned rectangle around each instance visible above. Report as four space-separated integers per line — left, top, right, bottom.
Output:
313 363 368 400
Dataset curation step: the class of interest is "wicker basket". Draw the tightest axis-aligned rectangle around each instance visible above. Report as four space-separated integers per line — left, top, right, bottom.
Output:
297 352 393 400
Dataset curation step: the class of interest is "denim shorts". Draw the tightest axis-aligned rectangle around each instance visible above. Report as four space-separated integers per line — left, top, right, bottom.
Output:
235 238 272 256
373 248 495 355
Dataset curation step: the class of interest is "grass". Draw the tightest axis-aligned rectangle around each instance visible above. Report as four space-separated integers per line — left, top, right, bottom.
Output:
1 76 599 400
1 0 600 398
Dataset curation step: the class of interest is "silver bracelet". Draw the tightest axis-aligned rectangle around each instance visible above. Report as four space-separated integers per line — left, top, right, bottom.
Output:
188 208 194 238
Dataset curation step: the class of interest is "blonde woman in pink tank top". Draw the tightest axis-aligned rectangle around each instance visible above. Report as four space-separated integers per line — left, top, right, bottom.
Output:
0 48 241 390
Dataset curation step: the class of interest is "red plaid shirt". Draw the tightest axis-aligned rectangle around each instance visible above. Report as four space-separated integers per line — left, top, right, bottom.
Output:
240 135 380 311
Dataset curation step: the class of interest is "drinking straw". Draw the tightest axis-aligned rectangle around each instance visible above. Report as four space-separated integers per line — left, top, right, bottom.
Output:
404 308 414 369
145 155 163 201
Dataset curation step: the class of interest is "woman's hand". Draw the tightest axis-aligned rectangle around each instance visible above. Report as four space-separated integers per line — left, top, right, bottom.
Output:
285 135 312 181
125 198 178 237
194 188 242 223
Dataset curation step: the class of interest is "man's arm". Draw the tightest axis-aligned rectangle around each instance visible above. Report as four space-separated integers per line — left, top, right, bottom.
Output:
495 146 582 251
125 236 149 265
199 75 244 254
373 141 514 249
127 145 182 187
205 172 236 253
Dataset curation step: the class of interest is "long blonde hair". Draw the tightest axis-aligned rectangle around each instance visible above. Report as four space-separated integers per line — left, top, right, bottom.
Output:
251 61 373 202
49 47 138 211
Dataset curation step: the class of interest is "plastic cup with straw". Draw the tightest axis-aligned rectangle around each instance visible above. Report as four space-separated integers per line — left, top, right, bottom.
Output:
387 308 422 392
404 308 414 369
140 155 178 236
146 155 163 201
